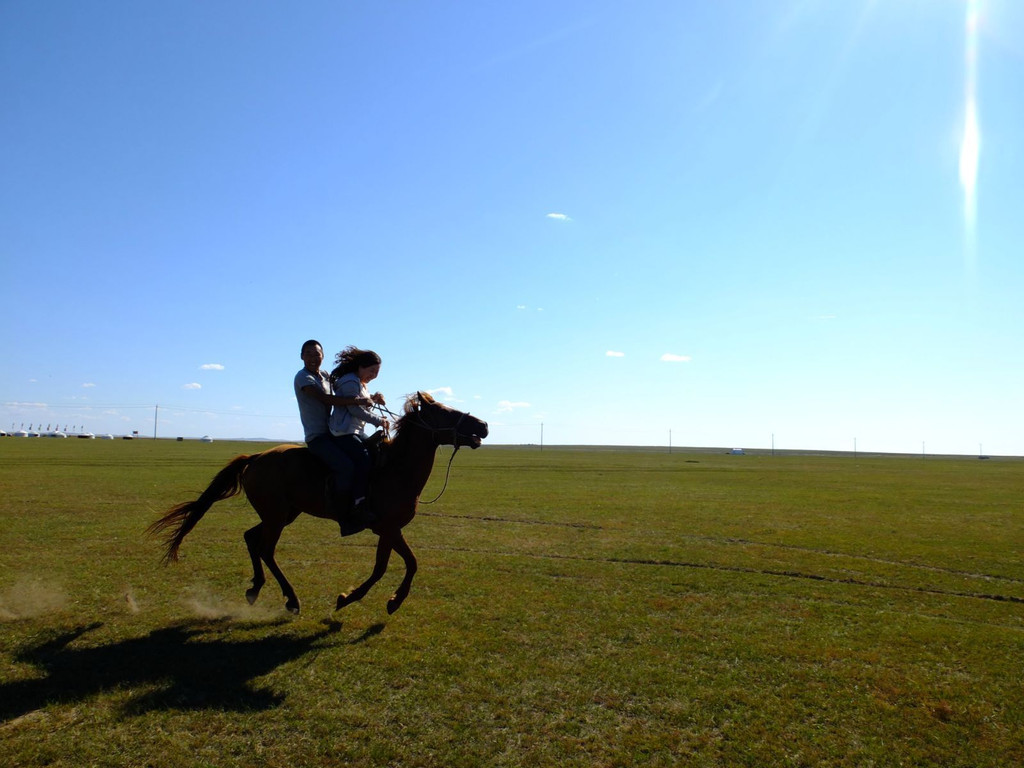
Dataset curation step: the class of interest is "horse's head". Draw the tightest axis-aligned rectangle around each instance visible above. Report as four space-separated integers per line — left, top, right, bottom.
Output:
403 392 489 449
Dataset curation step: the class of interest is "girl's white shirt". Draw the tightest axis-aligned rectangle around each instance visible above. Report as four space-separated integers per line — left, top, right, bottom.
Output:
329 372 384 437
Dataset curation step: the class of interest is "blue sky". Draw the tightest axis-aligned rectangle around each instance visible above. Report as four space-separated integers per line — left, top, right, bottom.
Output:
2 0 1022 455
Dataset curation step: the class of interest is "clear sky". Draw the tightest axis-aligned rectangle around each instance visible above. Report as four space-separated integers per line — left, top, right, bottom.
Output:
2 1 1022 455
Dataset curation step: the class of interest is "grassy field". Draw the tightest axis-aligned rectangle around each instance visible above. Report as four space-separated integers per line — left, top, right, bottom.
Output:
1 438 1021 767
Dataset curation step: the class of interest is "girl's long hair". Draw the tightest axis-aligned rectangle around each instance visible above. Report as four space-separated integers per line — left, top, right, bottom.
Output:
330 346 381 381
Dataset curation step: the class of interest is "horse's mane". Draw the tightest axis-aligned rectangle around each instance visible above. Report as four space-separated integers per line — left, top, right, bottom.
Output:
390 391 438 442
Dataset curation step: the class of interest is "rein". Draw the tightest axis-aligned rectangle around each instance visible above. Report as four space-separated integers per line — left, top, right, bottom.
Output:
418 445 460 505
373 403 467 504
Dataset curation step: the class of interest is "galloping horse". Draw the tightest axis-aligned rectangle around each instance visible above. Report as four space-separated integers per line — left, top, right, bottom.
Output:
148 392 488 615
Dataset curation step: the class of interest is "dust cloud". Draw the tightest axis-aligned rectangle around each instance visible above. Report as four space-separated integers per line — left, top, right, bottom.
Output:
124 587 140 614
0 577 67 620
184 585 282 621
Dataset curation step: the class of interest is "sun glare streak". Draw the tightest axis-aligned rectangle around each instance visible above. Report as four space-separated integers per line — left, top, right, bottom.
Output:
960 100 979 221
959 0 982 275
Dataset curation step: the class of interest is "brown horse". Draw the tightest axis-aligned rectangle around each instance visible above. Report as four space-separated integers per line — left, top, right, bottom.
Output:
147 392 488 615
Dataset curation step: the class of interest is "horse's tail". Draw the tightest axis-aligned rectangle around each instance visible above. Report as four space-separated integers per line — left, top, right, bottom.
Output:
147 454 255 564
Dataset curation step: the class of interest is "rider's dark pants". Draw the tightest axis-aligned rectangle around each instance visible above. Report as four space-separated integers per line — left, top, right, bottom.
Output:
336 433 372 501
306 434 354 500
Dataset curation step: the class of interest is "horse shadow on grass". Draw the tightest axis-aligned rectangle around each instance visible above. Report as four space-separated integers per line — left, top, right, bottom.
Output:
1 618 357 722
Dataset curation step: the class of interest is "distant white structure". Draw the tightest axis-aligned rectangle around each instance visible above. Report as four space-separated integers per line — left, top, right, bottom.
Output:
729 448 745 455
99 434 114 440
200 435 214 443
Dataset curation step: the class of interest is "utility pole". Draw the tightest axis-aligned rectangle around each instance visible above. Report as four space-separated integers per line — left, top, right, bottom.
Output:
540 422 544 452
154 405 159 440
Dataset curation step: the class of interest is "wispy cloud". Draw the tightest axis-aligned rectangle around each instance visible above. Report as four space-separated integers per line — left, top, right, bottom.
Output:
660 353 692 363
183 383 202 390
427 386 459 402
606 351 625 358
82 382 96 388
200 363 225 371
546 212 571 222
497 400 530 413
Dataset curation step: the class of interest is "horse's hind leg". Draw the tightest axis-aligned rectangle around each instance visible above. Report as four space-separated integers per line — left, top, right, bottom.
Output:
264 525 301 615
243 524 266 605
246 520 301 614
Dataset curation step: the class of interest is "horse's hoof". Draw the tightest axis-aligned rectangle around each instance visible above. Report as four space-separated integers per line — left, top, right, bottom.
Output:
335 593 351 611
386 596 403 615
245 589 259 606
285 599 300 615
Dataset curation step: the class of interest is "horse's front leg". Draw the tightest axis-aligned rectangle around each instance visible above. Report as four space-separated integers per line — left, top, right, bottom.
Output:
336 534 393 611
386 532 417 615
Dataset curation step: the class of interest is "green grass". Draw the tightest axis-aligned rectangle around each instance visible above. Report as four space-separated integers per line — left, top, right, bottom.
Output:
1 438 1022 766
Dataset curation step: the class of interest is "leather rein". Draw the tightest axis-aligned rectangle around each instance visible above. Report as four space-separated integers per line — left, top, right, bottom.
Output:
374 404 472 504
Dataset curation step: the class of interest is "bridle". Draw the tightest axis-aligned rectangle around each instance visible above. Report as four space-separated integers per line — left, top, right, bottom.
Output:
375 401 476 447
373 401 476 504
411 410 471 448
